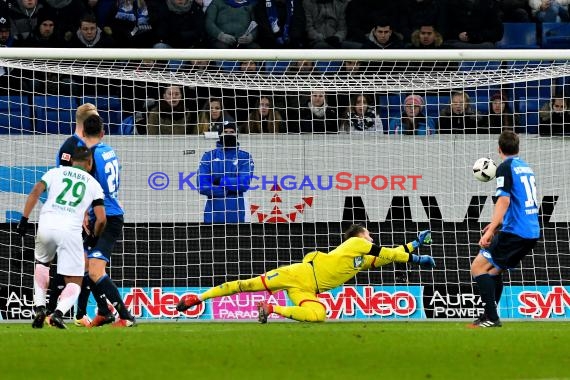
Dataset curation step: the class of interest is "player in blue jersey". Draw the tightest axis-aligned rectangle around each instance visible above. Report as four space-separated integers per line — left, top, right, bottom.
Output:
82 114 136 327
46 103 105 327
56 103 98 166
469 130 540 328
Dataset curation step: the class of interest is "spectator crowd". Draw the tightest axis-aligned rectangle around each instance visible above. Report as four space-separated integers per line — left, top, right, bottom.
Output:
0 0 569 136
0 0 560 50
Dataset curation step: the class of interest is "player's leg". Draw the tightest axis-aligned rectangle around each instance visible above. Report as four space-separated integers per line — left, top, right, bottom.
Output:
176 275 272 312
176 264 302 312
490 271 504 305
470 232 538 328
45 270 65 315
470 252 501 326
49 276 82 329
74 272 93 326
32 229 57 328
75 231 95 327
88 216 135 327
47 229 90 321
259 289 326 323
256 264 325 323
48 229 87 329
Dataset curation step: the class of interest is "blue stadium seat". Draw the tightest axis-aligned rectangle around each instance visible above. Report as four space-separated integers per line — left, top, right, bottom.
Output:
168 60 185 72
459 61 501 71
33 95 77 135
503 60 551 71
386 94 404 119
496 23 539 48
555 76 570 96
516 97 541 134
315 61 342 73
513 79 553 102
542 22 570 48
424 95 448 118
376 94 389 123
0 96 32 134
83 96 123 135
264 61 290 74
217 61 240 72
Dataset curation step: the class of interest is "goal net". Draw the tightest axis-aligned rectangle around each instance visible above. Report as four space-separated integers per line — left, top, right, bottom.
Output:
0 49 568 322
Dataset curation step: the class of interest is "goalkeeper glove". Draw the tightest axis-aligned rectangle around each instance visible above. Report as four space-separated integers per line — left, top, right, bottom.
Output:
16 216 28 237
412 254 436 269
412 230 432 249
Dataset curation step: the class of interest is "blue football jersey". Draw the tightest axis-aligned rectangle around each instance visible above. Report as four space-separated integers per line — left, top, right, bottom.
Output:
56 134 84 167
90 142 124 216
495 156 540 239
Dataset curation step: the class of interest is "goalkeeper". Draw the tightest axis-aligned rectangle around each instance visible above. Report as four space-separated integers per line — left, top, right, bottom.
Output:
177 225 434 323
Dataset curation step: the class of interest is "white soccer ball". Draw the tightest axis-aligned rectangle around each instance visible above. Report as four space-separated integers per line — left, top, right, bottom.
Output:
472 157 497 182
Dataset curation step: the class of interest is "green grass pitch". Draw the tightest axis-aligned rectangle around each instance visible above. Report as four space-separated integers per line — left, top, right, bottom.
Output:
1 321 569 380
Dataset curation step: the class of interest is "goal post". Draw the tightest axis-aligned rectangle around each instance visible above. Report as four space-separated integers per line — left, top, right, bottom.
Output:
0 48 569 322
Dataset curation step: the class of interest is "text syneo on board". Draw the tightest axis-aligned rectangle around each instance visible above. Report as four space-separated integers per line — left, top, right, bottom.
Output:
148 171 422 191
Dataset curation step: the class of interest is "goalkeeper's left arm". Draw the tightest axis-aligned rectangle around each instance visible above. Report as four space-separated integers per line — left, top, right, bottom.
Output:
363 230 435 269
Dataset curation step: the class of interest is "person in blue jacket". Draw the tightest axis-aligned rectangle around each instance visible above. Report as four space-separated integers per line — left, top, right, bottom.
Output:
198 124 254 223
388 94 436 135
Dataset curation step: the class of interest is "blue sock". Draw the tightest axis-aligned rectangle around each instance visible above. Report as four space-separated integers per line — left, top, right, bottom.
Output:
94 275 132 320
75 273 91 319
90 276 112 315
491 274 504 303
474 273 499 321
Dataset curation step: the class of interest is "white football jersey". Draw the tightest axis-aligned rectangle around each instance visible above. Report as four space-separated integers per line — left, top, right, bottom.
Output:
39 166 104 232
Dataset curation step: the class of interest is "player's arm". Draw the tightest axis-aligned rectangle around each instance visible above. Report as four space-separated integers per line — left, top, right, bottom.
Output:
480 196 510 248
16 181 47 236
480 163 511 247
91 201 107 237
365 230 435 268
486 196 510 235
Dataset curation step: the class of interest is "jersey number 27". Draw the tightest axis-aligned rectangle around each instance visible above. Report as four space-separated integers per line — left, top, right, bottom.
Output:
105 159 120 193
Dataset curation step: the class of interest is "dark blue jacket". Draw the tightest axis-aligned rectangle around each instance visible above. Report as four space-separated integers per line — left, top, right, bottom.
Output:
198 142 254 223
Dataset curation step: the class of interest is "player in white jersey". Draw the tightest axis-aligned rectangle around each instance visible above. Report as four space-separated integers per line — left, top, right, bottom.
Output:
16 147 107 329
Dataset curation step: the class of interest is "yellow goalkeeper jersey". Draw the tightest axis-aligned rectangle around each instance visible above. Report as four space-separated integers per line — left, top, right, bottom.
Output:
302 237 412 293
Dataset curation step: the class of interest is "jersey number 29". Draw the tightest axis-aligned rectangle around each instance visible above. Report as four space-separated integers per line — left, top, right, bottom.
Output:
55 178 86 207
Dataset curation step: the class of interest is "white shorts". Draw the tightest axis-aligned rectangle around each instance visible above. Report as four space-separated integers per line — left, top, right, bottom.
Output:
35 227 85 276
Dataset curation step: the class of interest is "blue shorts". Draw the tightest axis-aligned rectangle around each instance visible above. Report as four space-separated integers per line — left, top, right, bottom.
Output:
480 231 538 270
88 215 123 262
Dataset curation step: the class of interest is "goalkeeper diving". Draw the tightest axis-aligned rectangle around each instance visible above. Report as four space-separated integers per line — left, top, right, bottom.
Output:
177 225 434 322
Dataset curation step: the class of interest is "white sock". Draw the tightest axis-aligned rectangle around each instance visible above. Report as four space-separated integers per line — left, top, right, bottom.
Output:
56 283 81 315
33 264 50 307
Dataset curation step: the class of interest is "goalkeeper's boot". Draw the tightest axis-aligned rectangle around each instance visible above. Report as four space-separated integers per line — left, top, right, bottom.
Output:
74 315 92 327
176 294 201 312
91 312 115 327
49 310 67 329
256 301 273 324
32 306 47 329
468 318 502 328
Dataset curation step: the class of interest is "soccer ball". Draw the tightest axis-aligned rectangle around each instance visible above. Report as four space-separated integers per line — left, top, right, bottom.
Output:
472 157 497 182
